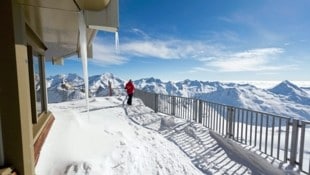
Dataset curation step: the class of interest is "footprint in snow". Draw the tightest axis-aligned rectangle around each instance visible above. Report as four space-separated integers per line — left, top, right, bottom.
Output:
64 162 91 175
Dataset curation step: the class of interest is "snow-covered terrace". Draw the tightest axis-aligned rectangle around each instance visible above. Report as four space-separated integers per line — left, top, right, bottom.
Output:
36 96 299 175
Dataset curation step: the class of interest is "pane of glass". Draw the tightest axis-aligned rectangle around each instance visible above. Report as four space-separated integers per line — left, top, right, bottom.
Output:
33 56 43 116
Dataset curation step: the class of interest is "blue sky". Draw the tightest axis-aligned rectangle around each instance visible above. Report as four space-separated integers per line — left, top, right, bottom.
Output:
46 0 310 81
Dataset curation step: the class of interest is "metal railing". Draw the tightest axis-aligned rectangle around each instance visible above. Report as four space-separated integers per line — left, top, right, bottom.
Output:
134 89 310 174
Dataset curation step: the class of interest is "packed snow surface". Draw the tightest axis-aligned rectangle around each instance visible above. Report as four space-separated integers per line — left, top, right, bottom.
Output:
36 96 297 175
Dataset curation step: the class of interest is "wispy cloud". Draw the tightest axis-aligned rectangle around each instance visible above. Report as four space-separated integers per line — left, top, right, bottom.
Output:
188 67 214 74
216 48 282 71
197 48 298 72
92 42 128 66
131 28 150 39
120 39 222 60
93 28 298 74
121 40 179 59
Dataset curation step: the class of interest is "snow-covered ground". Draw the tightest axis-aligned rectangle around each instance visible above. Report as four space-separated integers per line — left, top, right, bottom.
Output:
36 96 299 175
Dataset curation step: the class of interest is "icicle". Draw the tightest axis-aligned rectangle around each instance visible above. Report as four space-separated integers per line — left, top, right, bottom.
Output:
115 31 119 54
79 12 89 114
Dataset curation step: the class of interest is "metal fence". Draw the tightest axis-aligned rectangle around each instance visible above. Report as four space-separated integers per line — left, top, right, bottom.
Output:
134 89 310 174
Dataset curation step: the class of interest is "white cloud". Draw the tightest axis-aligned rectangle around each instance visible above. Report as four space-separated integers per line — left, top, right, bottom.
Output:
92 42 128 66
93 32 297 74
200 48 298 72
188 67 213 73
121 40 179 59
117 37 297 73
120 39 222 60
132 28 150 39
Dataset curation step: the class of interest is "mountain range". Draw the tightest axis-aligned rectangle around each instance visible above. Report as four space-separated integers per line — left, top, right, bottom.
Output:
46 73 310 120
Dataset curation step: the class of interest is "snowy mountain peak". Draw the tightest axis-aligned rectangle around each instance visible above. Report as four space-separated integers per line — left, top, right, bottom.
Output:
273 80 302 91
139 77 163 84
134 77 310 120
100 72 115 80
66 73 83 82
46 73 83 89
268 80 310 106
46 73 310 120
269 80 308 97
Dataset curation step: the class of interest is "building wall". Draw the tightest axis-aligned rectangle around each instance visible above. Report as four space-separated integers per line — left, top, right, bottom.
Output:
0 1 45 174
15 45 36 174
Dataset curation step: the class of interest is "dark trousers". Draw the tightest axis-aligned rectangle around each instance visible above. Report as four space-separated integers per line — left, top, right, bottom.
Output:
127 94 133 105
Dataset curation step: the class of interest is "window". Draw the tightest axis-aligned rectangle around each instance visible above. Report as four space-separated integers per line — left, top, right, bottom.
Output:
28 46 47 123
33 56 43 115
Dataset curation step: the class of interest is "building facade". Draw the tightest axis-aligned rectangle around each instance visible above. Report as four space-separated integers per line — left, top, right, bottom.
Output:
0 0 118 174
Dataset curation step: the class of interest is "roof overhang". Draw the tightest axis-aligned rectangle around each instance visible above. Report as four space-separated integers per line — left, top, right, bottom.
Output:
18 0 118 61
75 0 111 11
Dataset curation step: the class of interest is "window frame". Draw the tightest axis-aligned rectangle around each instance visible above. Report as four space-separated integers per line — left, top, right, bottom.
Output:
27 45 47 123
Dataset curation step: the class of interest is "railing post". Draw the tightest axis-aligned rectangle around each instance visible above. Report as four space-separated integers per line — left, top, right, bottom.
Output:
299 122 306 172
198 100 202 124
284 119 290 162
226 106 234 138
171 96 176 116
192 99 197 122
290 119 299 167
154 94 158 113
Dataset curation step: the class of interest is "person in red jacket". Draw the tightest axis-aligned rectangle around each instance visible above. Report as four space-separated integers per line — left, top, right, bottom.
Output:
125 79 135 105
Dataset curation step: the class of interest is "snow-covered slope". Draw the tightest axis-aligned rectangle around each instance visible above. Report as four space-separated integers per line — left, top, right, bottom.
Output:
134 78 219 97
46 74 310 120
134 78 310 120
47 73 125 103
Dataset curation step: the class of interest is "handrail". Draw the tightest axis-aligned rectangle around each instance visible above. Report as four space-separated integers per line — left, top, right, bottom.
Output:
134 89 310 175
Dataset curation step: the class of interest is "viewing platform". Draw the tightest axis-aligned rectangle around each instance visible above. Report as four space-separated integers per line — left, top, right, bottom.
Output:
35 95 303 175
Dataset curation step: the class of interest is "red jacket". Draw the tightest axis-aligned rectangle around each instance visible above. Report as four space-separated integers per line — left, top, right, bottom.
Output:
125 81 135 95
